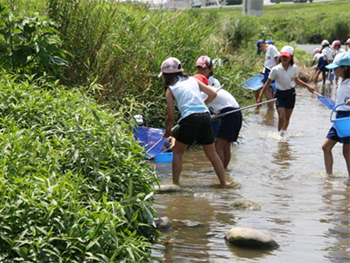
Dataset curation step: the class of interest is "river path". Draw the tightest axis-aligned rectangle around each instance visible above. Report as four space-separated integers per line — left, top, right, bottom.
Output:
151 83 350 262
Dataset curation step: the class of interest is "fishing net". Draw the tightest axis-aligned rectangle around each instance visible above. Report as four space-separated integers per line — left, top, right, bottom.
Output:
133 127 166 159
241 75 264 91
316 94 335 109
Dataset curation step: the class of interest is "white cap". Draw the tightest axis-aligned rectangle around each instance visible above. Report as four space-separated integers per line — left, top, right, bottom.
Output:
321 40 329 46
280 46 294 58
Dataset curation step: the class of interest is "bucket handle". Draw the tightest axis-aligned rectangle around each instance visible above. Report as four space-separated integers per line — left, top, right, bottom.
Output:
330 103 346 123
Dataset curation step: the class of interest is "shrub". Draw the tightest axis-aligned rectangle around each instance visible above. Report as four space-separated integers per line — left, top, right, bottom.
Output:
0 5 67 77
0 72 159 262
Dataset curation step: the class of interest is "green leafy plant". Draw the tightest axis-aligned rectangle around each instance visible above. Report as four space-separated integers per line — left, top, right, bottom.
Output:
0 5 68 77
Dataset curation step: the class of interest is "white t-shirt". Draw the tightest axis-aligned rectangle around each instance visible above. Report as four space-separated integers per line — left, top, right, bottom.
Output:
313 53 323 62
334 47 345 56
208 76 221 89
269 64 298 91
264 45 280 70
336 78 350 111
322 47 334 61
202 77 239 114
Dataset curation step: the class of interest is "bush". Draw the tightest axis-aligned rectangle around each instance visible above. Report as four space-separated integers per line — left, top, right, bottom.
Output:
0 5 67 77
0 72 159 262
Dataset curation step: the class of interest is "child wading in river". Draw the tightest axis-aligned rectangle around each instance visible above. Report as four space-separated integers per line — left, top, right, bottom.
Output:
322 52 350 179
257 46 315 139
159 57 226 186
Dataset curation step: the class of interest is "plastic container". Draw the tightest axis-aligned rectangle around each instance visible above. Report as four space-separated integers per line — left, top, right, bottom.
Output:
330 103 350 138
154 152 173 163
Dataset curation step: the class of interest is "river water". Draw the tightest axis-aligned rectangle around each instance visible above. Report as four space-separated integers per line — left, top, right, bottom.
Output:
151 86 350 262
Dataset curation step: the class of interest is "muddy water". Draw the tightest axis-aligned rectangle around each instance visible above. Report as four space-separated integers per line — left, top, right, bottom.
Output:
151 87 350 263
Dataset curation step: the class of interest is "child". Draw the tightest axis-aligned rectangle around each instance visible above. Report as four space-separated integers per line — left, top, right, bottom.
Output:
322 52 350 178
257 46 315 138
321 40 334 85
312 48 322 84
159 57 226 186
194 55 242 169
331 40 345 56
345 39 350 51
256 39 280 109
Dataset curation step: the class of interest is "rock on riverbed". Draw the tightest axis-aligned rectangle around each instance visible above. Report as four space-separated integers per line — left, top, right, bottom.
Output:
154 184 181 193
225 227 279 249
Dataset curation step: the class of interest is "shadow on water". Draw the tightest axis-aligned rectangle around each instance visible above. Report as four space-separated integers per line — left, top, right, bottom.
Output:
152 86 350 262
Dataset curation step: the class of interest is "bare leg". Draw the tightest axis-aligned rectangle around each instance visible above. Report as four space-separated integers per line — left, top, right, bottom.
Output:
277 107 286 132
215 138 227 165
322 138 337 175
284 108 294 131
215 138 231 169
343 143 350 177
172 140 188 185
314 69 320 84
223 143 232 169
322 71 326 86
202 143 226 186
265 87 275 110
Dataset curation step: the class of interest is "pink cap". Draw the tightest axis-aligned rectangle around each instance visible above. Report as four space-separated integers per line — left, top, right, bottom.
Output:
331 40 341 48
158 57 183 77
313 48 321 55
196 56 213 69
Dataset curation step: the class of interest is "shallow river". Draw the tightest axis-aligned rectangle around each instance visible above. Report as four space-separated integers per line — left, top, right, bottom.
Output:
151 86 350 262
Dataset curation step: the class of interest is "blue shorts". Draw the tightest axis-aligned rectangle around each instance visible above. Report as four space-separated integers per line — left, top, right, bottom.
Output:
326 111 350 144
176 112 214 145
276 88 296 109
216 107 243 142
318 56 328 72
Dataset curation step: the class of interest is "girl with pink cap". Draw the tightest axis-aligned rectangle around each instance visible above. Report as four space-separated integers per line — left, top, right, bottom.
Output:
257 46 315 139
159 57 227 187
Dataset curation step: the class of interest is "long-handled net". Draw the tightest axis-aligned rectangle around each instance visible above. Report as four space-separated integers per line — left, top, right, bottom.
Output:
133 127 167 159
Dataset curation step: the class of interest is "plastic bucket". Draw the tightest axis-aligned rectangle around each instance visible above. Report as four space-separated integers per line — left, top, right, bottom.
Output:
330 103 350 138
154 152 173 163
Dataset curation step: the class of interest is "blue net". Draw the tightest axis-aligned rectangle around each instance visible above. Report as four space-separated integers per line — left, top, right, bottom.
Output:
133 127 167 159
241 75 264 91
317 95 335 109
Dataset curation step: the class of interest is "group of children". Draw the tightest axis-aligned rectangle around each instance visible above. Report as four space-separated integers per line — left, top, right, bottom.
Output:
157 41 350 187
312 39 350 86
159 56 242 186
255 39 350 181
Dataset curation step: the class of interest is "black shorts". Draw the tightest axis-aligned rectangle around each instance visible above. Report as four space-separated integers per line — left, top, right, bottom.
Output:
216 107 243 142
176 112 214 145
276 88 296 109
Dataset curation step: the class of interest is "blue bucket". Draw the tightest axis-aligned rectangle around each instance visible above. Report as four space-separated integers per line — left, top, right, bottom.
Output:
330 103 350 138
154 152 173 163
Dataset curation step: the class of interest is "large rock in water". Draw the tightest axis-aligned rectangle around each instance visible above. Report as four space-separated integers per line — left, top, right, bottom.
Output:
154 184 181 193
225 227 279 249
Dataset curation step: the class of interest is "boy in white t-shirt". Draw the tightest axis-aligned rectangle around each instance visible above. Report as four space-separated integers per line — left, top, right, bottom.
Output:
194 55 242 169
256 39 280 109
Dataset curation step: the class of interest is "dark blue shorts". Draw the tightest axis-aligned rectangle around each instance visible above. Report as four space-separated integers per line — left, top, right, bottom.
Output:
216 107 243 142
276 88 296 109
176 112 214 145
326 111 350 144
318 56 328 72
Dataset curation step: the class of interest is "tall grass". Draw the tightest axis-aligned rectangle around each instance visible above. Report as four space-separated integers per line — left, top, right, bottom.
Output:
0 72 159 262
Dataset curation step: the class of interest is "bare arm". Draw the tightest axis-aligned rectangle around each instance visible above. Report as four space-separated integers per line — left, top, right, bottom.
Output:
295 78 315 93
164 88 175 138
257 78 273 103
197 79 217 104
